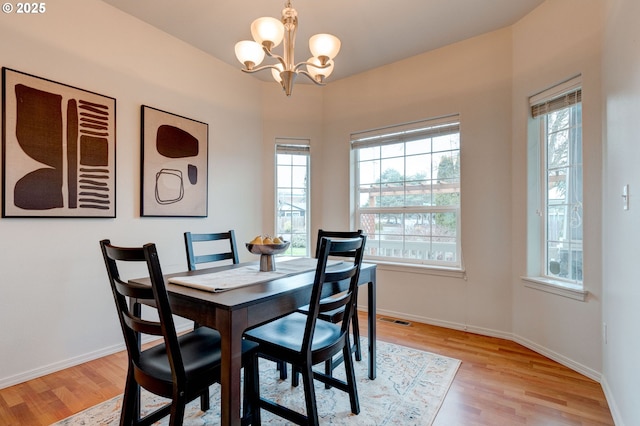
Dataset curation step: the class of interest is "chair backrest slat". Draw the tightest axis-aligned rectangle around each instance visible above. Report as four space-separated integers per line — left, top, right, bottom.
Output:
184 230 239 271
314 229 363 259
123 312 163 336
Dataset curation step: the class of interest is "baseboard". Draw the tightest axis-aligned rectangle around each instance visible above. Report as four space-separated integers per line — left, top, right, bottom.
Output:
367 306 602 382
511 334 601 382
601 375 624 426
0 342 125 390
0 323 193 390
370 307 513 340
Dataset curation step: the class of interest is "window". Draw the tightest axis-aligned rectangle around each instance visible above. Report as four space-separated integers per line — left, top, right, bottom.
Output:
352 115 461 268
275 142 310 257
528 77 583 289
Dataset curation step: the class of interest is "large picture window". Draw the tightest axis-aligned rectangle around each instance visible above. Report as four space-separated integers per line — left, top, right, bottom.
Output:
352 115 461 268
275 142 310 257
529 77 583 287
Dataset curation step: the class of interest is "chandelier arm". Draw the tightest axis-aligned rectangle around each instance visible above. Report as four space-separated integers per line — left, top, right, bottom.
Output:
297 70 327 86
293 60 331 72
241 64 285 74
263 49 287 68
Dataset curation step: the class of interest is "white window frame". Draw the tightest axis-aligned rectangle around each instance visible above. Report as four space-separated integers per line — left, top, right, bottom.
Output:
275 141 310 258
351 114 462 270
524 76 587 300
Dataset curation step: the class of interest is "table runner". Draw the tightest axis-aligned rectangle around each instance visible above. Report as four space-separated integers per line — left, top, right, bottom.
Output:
169 257 340 292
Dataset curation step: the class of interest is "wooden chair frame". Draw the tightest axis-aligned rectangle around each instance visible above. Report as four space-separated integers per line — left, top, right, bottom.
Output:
293 229 364 387
244 235 366 425
100 239 260 426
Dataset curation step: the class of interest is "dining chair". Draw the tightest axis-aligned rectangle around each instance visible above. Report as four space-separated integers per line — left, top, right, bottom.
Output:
99 239 260 426
244 235 366 425
184 229 288 380
293 229 364 387
183 230 239 271
183 230 235 330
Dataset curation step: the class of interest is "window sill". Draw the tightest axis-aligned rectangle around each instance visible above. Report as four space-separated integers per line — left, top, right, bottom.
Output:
370 259 467 280
521 276 588 301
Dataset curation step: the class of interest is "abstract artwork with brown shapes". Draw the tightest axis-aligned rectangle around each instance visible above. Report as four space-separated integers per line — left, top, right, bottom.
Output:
2 68 116 218
141 106 208 217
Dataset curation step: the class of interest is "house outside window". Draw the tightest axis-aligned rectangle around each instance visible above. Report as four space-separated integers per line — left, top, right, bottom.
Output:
528 76 583 288
352 115 461 268
275 141 310 257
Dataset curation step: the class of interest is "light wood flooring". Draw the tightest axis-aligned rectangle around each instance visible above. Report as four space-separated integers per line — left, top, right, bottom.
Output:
0 313 614 425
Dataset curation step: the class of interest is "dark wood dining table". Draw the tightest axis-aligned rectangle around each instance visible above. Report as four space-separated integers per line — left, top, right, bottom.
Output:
129 260 377 426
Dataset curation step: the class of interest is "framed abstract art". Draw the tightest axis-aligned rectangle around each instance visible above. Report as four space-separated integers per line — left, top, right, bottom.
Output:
141 106 208 217
2 67 116 218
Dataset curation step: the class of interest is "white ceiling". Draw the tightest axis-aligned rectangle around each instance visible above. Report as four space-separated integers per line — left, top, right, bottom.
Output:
101 0 544 82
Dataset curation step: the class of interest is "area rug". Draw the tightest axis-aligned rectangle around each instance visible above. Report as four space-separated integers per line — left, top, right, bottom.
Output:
52 339 460 425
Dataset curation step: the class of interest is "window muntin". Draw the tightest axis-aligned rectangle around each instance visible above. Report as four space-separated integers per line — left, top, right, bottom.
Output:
275 143 310 257
352 116 461 268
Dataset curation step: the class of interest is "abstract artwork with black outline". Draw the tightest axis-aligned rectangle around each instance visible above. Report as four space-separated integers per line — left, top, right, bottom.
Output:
141 106 208 217
2 68 116 218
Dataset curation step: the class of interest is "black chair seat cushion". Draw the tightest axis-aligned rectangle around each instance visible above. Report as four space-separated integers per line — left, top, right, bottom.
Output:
139 328 258 384
245 312 341 356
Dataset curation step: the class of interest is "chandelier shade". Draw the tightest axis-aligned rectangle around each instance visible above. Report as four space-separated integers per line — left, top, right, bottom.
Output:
306 57 334 80
234 40 265 69
234 0 341 96
271 63 284 83
251 17 285 48
309 34 341 62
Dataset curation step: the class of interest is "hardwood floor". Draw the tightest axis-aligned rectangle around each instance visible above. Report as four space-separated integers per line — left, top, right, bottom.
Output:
0 313 614 425
371 316 614 426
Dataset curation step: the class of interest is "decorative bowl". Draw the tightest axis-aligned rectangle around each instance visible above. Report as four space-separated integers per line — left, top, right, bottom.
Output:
245 241 290 255
245 241 290 271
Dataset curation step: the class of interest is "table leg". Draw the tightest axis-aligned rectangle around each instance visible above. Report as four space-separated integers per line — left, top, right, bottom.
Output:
132 301 142 419
218 308 247 426
368 270 377 379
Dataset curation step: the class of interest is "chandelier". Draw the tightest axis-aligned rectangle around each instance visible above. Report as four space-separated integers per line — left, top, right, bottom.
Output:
234 0 341 96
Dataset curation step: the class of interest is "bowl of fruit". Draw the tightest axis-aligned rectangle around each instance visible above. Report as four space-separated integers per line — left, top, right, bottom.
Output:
246 235 290 271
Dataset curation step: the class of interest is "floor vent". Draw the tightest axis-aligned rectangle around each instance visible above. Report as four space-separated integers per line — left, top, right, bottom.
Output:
378 317 412 326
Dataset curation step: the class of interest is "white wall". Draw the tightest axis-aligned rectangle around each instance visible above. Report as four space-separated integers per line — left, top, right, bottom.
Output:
602 0 640 424
0 0 266 387
320 29 515 336
510 0 605 380
317 0 610 385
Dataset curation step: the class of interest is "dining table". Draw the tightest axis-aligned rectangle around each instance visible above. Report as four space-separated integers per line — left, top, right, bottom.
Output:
129 258 377 426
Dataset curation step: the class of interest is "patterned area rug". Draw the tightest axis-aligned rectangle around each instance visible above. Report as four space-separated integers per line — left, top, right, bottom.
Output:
52 339 460 425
